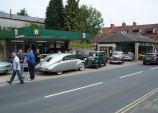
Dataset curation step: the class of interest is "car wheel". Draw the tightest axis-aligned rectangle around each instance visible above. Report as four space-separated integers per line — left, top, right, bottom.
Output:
143 62 146 65
110 62 112 64
98 62 101 67
78 63 85 71
56 71 62 75
120 62 122 65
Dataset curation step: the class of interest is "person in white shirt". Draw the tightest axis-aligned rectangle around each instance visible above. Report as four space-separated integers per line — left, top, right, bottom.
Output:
7 52 24 84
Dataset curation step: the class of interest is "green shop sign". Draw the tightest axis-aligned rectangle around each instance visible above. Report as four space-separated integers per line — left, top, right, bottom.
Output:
139 43 153 46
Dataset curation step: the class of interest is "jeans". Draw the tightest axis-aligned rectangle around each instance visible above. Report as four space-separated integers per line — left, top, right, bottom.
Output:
9 70 24 84
28 62 35 79
20 63 24 77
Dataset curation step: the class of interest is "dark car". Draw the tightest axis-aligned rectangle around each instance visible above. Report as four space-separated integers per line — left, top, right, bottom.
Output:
75 50 91 60
124 52 135 61
143 53 158 65
109 51 124 64
86 51 106 68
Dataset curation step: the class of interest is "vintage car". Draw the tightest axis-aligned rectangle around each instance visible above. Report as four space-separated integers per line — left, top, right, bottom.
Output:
109 51 124 64
35 53 85 75
0 62 12 74
143 53 158 65
124 52 135 61
86 51 106 68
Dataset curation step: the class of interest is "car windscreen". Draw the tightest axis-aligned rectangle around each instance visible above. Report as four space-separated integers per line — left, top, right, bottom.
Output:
145 53 154 56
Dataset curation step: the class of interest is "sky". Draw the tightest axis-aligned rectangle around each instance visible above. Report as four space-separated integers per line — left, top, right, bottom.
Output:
0 0 158 27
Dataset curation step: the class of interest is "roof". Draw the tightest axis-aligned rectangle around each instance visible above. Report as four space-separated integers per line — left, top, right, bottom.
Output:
101 23 158 35
97 32 158 44
0 12 44 23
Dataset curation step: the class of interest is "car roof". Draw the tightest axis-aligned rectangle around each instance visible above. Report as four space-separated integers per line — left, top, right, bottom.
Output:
90 51 105 53
48 53 74 58
113 51 123 53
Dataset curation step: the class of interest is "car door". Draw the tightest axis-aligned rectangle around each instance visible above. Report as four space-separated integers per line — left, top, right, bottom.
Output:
62 55 74 70
70 55 79 69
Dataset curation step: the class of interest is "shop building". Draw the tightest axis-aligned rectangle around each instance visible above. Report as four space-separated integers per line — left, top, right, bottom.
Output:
95 32 158 60
0 28 91 61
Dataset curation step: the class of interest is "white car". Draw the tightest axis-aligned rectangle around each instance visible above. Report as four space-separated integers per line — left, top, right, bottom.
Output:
35 53 85 75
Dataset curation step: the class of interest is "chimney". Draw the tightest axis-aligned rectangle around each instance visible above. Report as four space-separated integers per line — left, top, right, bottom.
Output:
10 9 12 18
111 24 114 28
133 22 137 27
122 22 126 27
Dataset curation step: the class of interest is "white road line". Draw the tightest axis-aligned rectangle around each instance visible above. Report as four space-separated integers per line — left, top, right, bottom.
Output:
151 67 158 70
120 71 143 79
44 82 103 98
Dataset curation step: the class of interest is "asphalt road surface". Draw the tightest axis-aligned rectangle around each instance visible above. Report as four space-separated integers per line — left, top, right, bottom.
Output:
0 63 158 113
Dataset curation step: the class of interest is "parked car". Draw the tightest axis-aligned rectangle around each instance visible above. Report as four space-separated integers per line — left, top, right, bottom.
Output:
0 62 12 74
109 51 124 64
86 51 106 68
143 53 158 65
35 53 85 75
124 52 135 61
75 50 91 60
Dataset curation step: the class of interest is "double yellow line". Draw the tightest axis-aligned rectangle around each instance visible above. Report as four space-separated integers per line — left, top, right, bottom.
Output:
115 88 158 113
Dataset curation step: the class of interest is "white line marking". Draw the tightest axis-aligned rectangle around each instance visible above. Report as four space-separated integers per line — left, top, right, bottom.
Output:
44 82 103 98
120 71 143 78
151 67 158 70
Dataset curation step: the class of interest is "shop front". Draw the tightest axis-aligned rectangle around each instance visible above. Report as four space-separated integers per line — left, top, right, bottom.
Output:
0 28 91 61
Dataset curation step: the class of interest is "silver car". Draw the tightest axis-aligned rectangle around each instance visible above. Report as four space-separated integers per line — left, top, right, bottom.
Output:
0 62 12 74
35 53 85 75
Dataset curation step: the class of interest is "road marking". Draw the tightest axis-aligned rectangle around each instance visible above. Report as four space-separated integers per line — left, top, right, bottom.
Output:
151 67 158 70
120 71 143 78
44 82 103 98
115 88 158 113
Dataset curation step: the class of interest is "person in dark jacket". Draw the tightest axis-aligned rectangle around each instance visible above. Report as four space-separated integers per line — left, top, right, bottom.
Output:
34 49 41 66
26 48 35 81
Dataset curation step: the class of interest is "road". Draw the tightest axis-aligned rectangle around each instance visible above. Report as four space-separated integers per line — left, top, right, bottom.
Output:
0 63 158 113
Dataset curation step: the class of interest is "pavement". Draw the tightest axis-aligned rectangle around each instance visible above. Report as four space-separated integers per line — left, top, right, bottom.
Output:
0 61 141 87
1 60 158 113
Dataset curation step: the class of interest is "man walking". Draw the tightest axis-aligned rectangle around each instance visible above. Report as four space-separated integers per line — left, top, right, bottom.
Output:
7 52 24 84
26 48 35 81
17 49 25 78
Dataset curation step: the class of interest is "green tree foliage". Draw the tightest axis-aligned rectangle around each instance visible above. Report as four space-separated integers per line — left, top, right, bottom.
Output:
64 0 83 32
81 5 104 37
45 0 64 30
17 8 28 16
25 23 44 29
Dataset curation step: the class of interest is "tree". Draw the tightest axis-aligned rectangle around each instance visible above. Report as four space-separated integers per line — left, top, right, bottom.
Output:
17 8 28 16
45 0 64 30
80 5 104 37
25 23 44 29
64 0 83 32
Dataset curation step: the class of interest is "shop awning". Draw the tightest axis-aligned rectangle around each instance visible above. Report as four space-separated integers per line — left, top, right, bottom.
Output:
0 28 91 42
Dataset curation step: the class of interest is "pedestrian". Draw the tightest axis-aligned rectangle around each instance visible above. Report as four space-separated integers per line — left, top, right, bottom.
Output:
34 49 41 66
17 49 25 78
26 48 35 81
7 52 24 85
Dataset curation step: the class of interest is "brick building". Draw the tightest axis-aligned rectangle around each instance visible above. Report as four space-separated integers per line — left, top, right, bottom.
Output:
100 22 158 40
